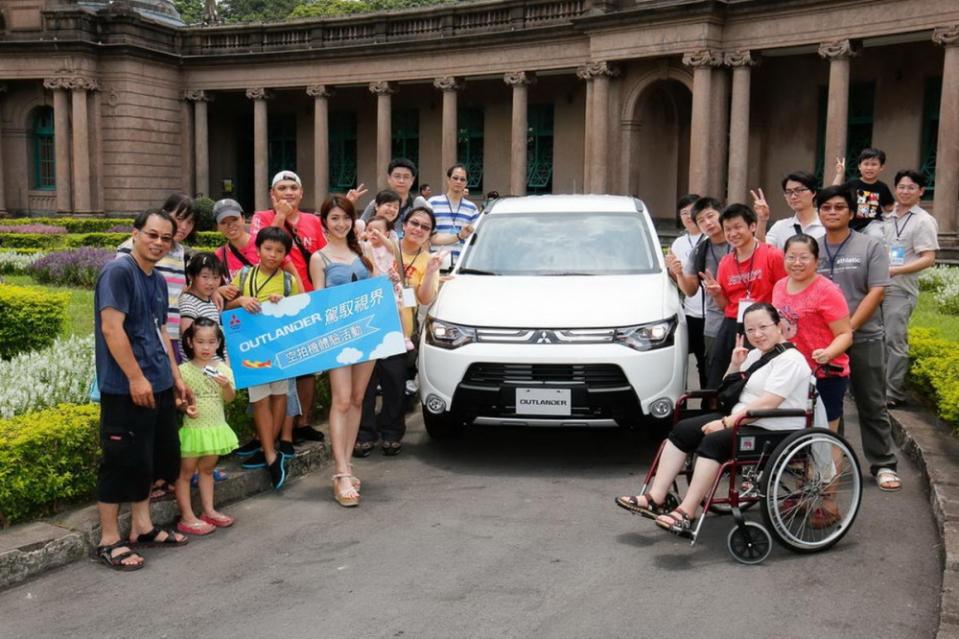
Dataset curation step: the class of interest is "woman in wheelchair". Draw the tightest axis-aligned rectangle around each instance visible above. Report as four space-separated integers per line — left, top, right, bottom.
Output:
617 302 813 535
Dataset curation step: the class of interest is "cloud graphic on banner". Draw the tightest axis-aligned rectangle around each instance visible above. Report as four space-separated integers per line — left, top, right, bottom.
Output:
336 347 364 365
369 331 406 359
261 294 311 318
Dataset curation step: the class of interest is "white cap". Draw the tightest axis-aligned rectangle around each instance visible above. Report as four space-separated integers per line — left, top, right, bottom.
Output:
271 170 302 188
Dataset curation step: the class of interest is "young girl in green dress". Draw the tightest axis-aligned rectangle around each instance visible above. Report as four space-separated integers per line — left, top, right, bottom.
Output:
175 318 239 535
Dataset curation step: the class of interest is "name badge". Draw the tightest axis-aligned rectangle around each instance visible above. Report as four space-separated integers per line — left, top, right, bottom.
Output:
401 287 417 308
889 245 906 267
737 299 755 324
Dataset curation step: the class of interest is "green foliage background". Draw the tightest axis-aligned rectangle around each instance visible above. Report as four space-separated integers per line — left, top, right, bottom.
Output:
175 0 469 23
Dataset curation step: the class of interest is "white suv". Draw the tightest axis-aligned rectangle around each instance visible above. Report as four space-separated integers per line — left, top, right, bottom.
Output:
418 194 687 438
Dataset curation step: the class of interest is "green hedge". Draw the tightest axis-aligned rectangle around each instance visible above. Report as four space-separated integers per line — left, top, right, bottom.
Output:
0 403 101 526
0 284 67 359
0 231 222 250
0 218 135 233
909 327 959 428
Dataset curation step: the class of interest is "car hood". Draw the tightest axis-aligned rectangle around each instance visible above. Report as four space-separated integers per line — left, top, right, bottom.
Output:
431 274 672 327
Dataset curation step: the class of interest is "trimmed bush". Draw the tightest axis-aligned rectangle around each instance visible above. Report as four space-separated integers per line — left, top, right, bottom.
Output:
0 231 222 251
28 248 114 288
908 327 959 429
0 218 135 233
0 233 65 250
0 224 67 234
0 284 67 359
194 196 216 231
0 403 100 526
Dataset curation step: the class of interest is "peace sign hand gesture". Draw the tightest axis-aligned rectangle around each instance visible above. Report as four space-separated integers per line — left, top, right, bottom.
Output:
426 250 449 275
730 333 749 368
750 188 770 221
699 268 722 298
345 183 368 204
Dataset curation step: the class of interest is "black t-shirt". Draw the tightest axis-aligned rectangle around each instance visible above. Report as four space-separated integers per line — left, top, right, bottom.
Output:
844 178 893 231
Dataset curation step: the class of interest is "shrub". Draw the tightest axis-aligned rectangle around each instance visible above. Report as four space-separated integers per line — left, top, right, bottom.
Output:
0 224 67 234
194 196 216 232
908 327 959 428
0 335 94 418
0 233 65 250
0 218 135 233
106 224 133 234
0 403 101 526
935 277 959 316
0 231 221 251
918 265 959 293
0 285 67 359
28 248 114 288
0 250 47 275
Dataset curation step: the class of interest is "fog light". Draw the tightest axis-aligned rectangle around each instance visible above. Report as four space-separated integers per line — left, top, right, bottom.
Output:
426 394 447 414
650 398 673 418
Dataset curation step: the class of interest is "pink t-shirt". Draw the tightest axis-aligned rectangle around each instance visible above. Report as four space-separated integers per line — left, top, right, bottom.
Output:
215 239 261 281
716 242 787 318
773 275 850 378
250 210 327 292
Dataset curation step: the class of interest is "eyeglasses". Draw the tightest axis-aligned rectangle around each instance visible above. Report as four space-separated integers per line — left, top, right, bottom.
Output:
141 230 174 244
819 204 849 213
449 176 467 183
406 220 432 231
785 255 816 263
896 184 921 192
390 173 414 182
744 324 777 336
783 188 810 197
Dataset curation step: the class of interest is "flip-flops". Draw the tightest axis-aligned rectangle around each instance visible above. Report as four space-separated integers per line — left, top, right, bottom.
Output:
176 520 216 536
201 513 235 528
95 542 144 572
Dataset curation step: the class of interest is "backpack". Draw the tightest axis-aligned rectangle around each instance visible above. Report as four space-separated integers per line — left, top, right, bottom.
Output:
237 266 293 298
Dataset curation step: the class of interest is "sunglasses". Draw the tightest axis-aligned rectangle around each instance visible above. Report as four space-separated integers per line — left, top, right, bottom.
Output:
406 220 433 231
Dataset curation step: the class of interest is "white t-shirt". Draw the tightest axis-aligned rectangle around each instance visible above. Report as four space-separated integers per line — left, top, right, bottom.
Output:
732 346 811 430
670 232 704 319
765 214 826 250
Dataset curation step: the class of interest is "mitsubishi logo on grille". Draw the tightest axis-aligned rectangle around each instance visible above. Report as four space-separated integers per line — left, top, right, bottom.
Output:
535 330 554 344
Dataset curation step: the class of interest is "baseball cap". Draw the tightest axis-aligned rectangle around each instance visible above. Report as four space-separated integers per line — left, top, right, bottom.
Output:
213 198 244 223
271 170 302 188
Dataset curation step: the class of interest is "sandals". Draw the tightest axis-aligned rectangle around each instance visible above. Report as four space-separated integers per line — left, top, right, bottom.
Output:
176 520 216 536
149 482 176 502
332 473 360 508
382 441 402 456
95 541 144 572
129 527 189 548
655 507 695 538
876 468 902 492
615 493 668 520
353 441 375 458
201 513 235 528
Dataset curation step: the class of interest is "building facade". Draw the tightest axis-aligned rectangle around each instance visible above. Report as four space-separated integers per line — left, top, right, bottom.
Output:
0 0 957 236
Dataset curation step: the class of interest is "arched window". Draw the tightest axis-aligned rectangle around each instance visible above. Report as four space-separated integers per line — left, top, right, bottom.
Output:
31 107 55 190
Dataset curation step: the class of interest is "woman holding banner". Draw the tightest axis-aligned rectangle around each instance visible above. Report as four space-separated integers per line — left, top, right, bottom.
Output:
309 196 378 507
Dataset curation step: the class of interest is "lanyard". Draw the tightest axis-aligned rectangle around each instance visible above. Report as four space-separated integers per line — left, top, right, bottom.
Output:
707 241 729 269
400 247 423 282
733 241 758 298
250 266 277 298
823 232 853 280
893 212 914 240
446 195 466 239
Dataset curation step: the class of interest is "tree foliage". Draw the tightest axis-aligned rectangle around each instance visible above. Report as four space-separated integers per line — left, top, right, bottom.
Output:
175 0 472 24
290 0 463 19
173 0 204 24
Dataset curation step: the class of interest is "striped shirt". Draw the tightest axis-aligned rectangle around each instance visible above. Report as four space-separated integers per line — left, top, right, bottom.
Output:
178 291 220 324
117 239 187 340
428 194 479 262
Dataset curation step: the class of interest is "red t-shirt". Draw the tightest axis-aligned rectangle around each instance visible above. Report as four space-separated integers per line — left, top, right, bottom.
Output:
772 275 850 378
215 239 261 281
250 210 326 292
716 242 787 318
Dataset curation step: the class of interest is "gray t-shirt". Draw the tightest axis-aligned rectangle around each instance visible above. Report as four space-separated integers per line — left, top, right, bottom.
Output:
879 205 939 298
816 230 890 343
683 239 729 337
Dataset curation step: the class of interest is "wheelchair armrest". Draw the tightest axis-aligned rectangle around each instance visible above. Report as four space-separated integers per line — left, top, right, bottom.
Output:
744 409 808 419
682 390 718 399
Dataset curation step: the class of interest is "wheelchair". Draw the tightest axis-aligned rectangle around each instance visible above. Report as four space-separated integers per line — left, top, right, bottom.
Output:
641 371 863 564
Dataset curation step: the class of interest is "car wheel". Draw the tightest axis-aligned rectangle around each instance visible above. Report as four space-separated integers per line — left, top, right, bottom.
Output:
422 407 463 439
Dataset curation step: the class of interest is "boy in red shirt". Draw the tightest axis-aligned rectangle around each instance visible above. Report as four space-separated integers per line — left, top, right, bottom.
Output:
701 203 787 387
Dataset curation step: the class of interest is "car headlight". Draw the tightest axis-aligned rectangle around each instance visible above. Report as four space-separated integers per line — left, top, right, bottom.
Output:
425 318 476 349
614 316 677 351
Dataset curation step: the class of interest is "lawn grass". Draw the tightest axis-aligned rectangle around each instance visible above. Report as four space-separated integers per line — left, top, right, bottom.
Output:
4 274 93 338
910 290 959 342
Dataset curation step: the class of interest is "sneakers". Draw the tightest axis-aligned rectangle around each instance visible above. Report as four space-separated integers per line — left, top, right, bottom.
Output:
405 378 419 395
234 439 262 457
241 451 267 469
268 454 287 490
278 440 296 458
292 426 325 444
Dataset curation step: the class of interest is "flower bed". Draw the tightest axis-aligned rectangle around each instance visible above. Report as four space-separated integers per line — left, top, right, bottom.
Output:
0 224 67 234
0 231 222 250
0 335 94 419
28 248 113 288
0 250 47 274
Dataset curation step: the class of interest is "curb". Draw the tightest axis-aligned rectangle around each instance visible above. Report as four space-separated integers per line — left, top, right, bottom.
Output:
0 440 329 591
889 407 959 639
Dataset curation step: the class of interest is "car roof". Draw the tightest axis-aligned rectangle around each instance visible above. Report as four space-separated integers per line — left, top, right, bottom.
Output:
487 194 645 215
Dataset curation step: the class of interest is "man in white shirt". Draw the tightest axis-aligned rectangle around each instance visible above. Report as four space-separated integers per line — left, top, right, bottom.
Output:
665 194 706 388
754 171 826 249
880 170 939 408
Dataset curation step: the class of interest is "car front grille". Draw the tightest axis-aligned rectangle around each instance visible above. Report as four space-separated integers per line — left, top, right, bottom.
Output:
462 363 629 389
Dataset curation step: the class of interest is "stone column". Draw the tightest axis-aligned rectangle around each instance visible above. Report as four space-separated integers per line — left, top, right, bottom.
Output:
588 62 618 193
708 67 730 198
44 78 73 212
69 79 97 214
247 88 271 211
504 71 536 196
369 81 396 190
185 89 212 197
725 50 758 204
934 26 959 234
819 40 860 176
682 49 722 196
307 84 333 204
0 85 7 214
434 76 463 174
577 67 594 192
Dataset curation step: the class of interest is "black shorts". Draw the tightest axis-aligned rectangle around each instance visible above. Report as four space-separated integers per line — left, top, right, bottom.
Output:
816 376 850 422
97 389 179 504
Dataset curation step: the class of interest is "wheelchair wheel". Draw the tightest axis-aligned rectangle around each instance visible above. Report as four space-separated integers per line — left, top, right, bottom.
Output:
726 521 772 565
760 428 862 554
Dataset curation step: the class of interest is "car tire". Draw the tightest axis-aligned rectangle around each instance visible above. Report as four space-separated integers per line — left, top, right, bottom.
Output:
422 407 463 439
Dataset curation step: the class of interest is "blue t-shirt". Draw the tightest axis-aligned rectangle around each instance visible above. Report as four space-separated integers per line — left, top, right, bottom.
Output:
95 255 173 394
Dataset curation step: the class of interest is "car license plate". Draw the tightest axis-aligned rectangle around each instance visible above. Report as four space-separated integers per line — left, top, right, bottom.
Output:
516 388 571 416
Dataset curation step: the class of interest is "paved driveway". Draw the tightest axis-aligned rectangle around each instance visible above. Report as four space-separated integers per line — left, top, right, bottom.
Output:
0 407 941 639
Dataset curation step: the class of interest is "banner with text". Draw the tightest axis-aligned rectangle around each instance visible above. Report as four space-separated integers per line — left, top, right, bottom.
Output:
222 276 405 389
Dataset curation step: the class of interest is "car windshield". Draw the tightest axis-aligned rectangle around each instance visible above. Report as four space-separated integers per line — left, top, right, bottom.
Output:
457 212 660 276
